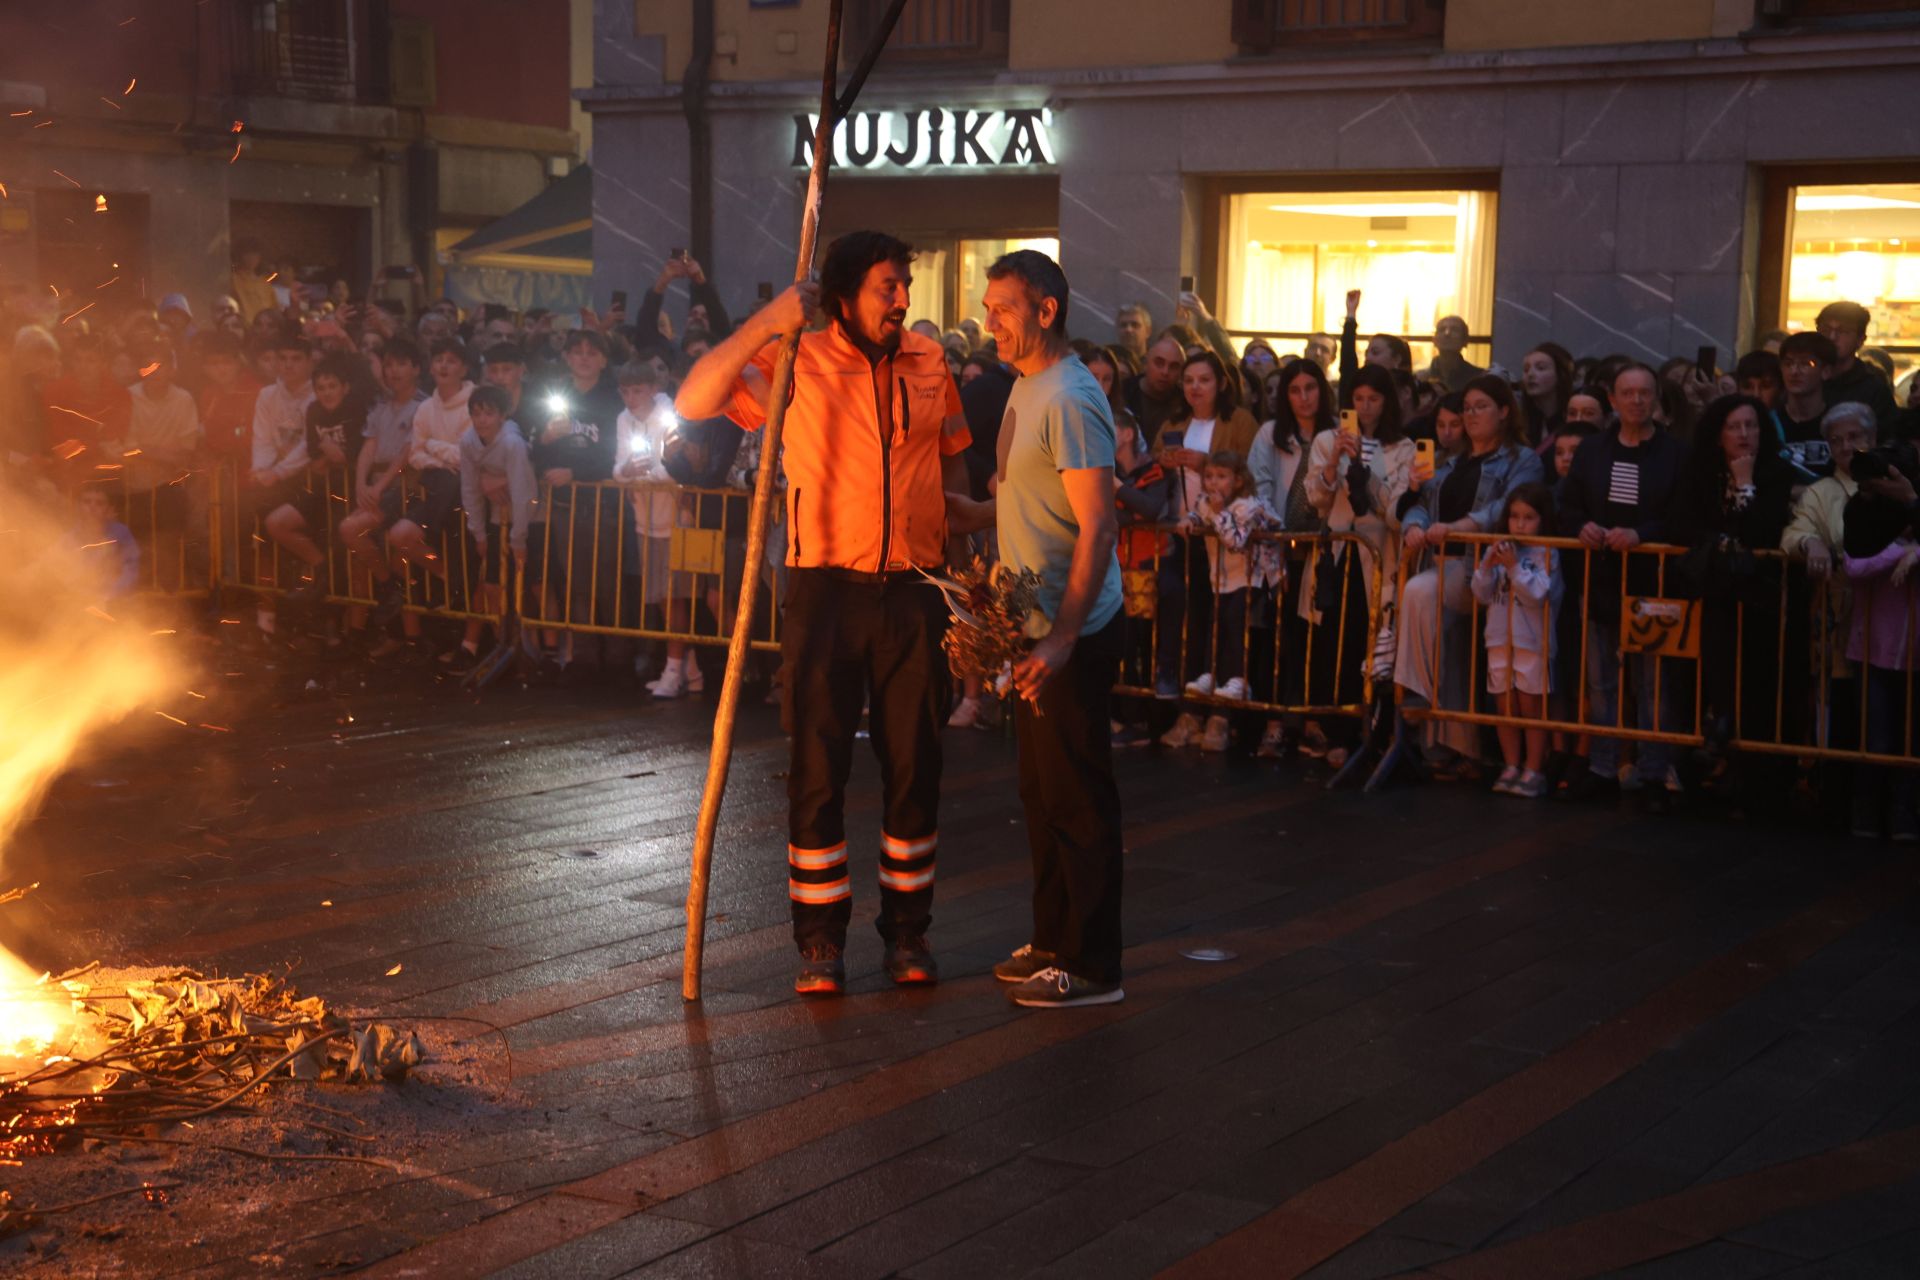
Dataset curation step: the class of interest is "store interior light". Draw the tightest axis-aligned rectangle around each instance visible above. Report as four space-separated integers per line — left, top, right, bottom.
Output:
1794 194 1920 212
1264 201 1461 218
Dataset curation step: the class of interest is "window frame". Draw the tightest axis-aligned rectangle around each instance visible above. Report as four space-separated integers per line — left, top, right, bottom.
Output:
1198 171 1501 354
1756 161 1920 347
1231 0 1446 52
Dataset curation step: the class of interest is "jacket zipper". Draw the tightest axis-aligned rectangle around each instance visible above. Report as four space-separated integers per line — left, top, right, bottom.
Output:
791 487 802 561
874 361 895 572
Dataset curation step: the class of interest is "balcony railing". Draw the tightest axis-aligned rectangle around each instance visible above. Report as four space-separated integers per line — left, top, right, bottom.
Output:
223 0 386 104
1232 0 1445 49
848 0 1010 66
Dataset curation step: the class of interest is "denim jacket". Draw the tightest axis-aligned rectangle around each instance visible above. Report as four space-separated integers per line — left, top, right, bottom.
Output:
1400 442 1546 535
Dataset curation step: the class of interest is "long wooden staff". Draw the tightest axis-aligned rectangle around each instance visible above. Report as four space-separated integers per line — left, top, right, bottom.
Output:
682 0 910 1001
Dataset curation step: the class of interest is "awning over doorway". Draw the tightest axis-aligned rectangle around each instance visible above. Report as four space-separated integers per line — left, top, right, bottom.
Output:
445 164 591 314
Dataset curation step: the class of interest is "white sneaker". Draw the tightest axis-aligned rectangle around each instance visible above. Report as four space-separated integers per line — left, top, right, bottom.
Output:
1159 711 1201 748
1216 677 1248 701
1663 766 1683 794
1200 714 1231 753
650 663 686 699
683 652 705 694
1256 720 1284 759
1184 672 1216 697
948 696 982 729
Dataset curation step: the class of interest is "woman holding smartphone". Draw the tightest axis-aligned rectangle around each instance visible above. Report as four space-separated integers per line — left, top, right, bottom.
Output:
1302 364 1415 756
1392 374 1546 777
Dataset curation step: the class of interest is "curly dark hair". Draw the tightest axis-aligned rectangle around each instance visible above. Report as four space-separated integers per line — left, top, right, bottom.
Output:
819 230 915 325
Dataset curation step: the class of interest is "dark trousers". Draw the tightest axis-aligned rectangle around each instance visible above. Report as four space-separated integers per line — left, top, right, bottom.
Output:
783 568 950 951
1155 535 1213 684
1016 618 1126 984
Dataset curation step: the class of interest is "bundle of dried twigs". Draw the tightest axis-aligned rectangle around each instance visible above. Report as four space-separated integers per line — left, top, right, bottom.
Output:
920 559 1049 692
1 965 423 1168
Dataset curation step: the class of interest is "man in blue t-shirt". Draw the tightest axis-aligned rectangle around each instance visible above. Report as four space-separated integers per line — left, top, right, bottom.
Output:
948 250 1127 1009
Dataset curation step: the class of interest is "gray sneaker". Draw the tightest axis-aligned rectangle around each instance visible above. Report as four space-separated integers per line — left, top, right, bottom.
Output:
1008 966 1124 1009
992 943 1056 984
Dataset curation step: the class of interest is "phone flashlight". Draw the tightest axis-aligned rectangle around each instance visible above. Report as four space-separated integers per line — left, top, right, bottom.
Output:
546 394 570 418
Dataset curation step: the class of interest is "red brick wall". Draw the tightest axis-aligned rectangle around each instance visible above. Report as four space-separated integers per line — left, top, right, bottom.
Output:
390 0 571 129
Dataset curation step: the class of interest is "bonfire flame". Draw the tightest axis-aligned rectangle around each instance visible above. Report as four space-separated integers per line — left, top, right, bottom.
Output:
0 949 65 1061
0 476 181 1062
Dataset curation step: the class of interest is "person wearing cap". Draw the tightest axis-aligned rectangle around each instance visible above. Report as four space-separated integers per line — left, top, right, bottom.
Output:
158 293 196 344
677 230 971 998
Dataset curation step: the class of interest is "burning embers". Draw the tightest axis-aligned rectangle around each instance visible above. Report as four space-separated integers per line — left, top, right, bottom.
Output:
0 475 420 1201
0 889 71 1064
1 959 424 1170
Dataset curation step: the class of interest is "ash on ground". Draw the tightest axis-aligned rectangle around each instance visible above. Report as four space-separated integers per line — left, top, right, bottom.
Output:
1 965 516 1276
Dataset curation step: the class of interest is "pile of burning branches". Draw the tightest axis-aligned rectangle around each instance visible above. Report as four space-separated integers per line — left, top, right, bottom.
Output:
1 961 424 1172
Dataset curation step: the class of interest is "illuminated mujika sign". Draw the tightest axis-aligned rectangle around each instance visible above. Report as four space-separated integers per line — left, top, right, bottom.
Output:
791 107 1055 171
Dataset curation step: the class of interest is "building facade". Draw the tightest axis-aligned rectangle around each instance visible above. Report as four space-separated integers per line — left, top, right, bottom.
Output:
586 0 1920 378
0 0 582 317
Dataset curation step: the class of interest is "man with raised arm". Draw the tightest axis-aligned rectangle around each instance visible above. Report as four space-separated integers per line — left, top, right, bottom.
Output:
676 231 971 997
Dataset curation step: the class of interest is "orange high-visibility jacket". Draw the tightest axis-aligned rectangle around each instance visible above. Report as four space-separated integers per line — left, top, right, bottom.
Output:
728 325 969 575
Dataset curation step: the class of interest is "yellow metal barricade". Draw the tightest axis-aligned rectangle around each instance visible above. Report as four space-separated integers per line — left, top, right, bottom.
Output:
1391 532 1705 748
1111 525 1385 719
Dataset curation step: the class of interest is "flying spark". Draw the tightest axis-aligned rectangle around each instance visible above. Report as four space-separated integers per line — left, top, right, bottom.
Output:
50 169 81 187
124 78 136 95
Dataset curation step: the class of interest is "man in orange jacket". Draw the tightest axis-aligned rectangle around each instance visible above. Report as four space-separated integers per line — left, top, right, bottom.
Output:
678 231 971 996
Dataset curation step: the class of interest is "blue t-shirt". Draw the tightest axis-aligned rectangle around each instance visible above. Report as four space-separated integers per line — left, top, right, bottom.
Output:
994 354 1123 635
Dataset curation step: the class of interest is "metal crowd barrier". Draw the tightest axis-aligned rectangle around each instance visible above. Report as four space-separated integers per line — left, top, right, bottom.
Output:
1390 532 1917 771
112 463 1920 774
68 461 221 598
1111 526 1386 721
218 463 782 652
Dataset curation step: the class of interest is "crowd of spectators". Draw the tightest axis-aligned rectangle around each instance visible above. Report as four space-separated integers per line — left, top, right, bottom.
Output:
2 242 1916 835
1070 288 1920 837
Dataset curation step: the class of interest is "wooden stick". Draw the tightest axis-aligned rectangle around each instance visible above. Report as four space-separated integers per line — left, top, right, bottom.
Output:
680 0 845 1003
682 0 908 1001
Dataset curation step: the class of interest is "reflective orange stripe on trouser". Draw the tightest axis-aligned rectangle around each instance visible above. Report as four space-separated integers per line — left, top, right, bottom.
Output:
878 831 936 893
788 842 851 905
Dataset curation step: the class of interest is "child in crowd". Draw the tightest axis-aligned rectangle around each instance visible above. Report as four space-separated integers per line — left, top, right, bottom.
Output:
261 351 366 605
1111 410 1173 748
40 332 131 472
1161 449 1281 753
387 339 473 607
74 486 140 600
1547 419 1597 780
340 339 427 643
448 384 537 669
612 362 685 691
191 332 266 583
196 333 265 468
246 331 317 629
1550 419 1597 483
1472 483 1562 798
119 346 201 588
1842 445 1920 841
